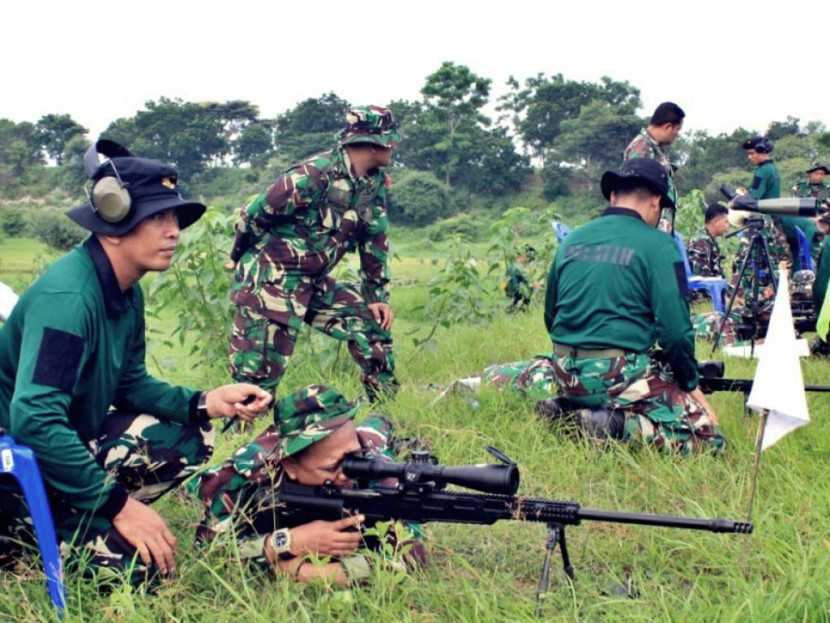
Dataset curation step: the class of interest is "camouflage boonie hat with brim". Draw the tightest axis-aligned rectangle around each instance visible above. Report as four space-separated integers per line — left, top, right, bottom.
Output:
277 385 363 457
337 105 402 148
807 162 830 174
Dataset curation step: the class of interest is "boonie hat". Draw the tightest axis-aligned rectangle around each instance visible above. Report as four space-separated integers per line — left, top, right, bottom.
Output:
806 162 830 175
337 105 402 148
600 159 675 209
66 139 206 236
277 385 363 457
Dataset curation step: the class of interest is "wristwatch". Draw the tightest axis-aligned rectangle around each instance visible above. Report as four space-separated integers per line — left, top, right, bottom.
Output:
195 391 209 422
269 528 294 560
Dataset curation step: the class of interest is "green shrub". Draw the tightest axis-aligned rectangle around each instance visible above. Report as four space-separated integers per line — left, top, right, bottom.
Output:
30 208 87 251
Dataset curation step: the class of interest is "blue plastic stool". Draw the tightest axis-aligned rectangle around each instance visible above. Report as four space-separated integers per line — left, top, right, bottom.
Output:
672 232 728 312
0 432 66 613
552 221 573 243
794 226 815 271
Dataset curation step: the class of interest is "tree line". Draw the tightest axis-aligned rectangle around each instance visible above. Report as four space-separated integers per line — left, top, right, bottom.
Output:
2 61 830 227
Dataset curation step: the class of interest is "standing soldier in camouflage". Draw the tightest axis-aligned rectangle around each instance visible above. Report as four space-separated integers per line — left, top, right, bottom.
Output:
544 159 723 454
189 384 425 585
623 102 685 207
227 106 401 402
0 140 272 584
791 162 830 206
503 246 536 312
687 203 729 279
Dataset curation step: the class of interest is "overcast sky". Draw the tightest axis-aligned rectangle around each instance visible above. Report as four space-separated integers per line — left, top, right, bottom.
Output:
1 0 823 142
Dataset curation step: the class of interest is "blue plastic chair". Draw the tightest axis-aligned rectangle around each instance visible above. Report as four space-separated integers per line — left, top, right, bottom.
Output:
794 226 815 271
0 432 66 613
552 221 572 243
672 232 727 313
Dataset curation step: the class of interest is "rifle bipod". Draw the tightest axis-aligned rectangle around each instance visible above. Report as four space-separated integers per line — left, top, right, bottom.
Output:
534 522 574 616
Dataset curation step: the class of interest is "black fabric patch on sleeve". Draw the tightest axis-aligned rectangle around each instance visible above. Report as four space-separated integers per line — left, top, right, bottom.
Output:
750 174 761 190
33 328 85 393
673 261 689 297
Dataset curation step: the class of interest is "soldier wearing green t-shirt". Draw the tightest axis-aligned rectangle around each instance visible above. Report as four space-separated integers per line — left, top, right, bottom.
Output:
0 141 272 583
544 159 723 454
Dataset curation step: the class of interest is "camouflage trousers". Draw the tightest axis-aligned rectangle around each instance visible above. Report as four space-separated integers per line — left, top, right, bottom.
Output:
551 352 724 454
230 275 397 401
479 356 556 399
189 414 424 577
0 412 214 585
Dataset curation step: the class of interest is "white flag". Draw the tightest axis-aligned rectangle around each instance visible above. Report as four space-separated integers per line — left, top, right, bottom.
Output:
746 272 810 450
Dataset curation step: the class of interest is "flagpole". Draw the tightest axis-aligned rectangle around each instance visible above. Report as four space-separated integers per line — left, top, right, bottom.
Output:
745 408 768 522
741 407 768 573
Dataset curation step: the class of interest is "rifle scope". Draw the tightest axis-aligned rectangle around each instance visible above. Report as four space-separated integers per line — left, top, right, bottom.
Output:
342 456 520 495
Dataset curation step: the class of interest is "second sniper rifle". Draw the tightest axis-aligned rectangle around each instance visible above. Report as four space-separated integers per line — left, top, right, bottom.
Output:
697 360 830 398
274 447 752 610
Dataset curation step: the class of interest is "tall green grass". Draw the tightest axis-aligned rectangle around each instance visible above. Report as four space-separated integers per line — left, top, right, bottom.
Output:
1 242 829 622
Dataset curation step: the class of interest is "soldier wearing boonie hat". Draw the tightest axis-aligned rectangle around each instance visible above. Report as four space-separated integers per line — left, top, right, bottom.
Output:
542 159 724 454
190 384 425 585
226 106 402 405
0 139 272 585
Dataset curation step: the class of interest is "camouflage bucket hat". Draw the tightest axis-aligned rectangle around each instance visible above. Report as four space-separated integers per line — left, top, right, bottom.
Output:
337 105 402 148
277 385 363 457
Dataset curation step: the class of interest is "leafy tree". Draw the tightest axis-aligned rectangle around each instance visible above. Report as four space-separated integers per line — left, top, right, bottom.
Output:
233 119 275 167
421 62 491 188
0 119 43 176
498 73 641 166
103 97 227 179
275 92 350 161
555 100 641 178
766 116 803 142
387 170 451 226
31 208 87 250
676 128 754 192
35 114 87 165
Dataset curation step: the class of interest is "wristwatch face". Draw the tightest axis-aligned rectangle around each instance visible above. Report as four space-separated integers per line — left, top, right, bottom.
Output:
272 529 290 553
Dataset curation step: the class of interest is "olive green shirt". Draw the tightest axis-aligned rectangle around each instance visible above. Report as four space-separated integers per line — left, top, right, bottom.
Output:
0 237 200 517
544 208 698 391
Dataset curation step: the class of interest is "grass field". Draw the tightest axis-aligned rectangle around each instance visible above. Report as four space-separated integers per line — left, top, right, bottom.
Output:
1 235 829 622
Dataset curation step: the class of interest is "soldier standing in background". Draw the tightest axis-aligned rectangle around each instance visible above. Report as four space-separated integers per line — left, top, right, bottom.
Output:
623 102 685 207
227 106 401 402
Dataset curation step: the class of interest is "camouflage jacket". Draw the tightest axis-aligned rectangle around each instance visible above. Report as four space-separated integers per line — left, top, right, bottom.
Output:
623 128 677 204
230 147 391 306
189 414 408 567
504 263 531 298
686 227 725 278
791 181 830 205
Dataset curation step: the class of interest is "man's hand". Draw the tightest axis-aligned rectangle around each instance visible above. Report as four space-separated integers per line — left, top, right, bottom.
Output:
368 303 394 331
112 497 178 575
690 387 719 426
288 515 365 558
205 384 272 423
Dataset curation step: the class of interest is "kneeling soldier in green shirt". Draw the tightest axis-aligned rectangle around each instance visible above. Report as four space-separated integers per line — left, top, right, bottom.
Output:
543 159 724 454
0 140 272 585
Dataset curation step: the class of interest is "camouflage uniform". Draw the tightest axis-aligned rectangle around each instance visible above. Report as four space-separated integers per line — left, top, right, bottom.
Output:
503 263 533 311
0 413 213 585
550 352 723 453
189 385 424 580
623 128 677 206
791 180 830 205
228 106 401 401
686 227 725 278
